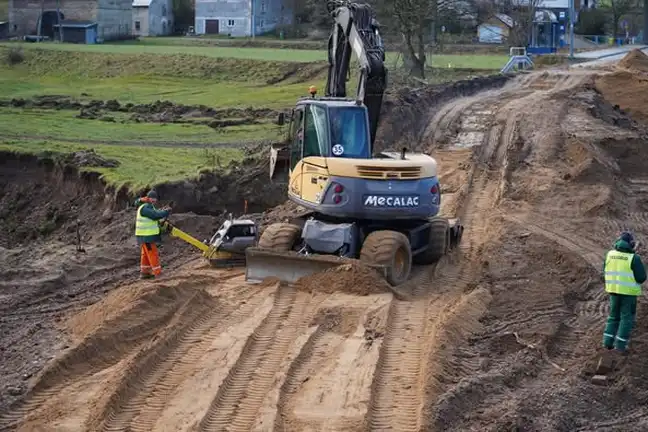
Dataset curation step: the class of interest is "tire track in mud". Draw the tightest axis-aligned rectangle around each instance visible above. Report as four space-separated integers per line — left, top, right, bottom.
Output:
422 71 573 151
273 306 365 432
196 284 319 432
377 71 576 431
365 92 505 430
0 282 208 430
502 215 609 326
95 283 264 432
421 70 627 430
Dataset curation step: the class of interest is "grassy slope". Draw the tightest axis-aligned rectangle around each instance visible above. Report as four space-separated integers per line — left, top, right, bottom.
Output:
0 139 243 189
0 42 506 188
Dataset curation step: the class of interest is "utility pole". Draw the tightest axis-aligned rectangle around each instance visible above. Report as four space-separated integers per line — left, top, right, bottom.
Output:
644 0 648 44
37 0 44 42
569 0 575 58
56 0 63 42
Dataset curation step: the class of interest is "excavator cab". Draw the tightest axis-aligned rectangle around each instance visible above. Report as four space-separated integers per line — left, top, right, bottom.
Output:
270 94 371 180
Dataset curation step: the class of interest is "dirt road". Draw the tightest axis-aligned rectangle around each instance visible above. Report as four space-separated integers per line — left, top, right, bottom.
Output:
4 52 648 431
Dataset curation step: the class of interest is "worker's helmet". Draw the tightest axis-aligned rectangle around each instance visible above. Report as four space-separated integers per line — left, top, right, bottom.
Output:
619 231 636 249
147 189 159 201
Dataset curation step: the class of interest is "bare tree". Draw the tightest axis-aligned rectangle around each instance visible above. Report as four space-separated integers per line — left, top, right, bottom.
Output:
385 0 436 78
606 0 638 36
507 0 541 47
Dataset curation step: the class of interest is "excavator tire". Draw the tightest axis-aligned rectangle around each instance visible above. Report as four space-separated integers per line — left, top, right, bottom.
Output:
258 222 302 251
413 218 449 265
360 230 412 286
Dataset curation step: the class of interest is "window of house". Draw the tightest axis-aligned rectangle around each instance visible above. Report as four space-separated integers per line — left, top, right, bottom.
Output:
135 21 141 31
258 19 264 27
228 19 235 26
161 5 167 16
261 1 267 12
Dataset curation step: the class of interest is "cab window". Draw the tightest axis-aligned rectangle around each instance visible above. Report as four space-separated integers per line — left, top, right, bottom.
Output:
329 106 370 159
289 108 304 170
303 104 329 157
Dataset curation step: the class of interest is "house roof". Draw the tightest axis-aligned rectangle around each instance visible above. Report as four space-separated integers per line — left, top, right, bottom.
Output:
54 20 98 28
133 0 152 7
493 13 514 28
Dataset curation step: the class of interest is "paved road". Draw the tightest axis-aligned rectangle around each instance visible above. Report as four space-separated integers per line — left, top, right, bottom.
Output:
571 45 648 68
574 44 648 60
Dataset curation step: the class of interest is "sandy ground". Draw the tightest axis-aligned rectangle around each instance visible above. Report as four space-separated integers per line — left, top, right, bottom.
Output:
4 51 648 431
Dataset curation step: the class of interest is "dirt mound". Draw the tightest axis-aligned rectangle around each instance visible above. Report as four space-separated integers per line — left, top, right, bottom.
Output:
492 76 648 219
0 96 282 127
595 70 648 124
618 48 648 72
295 262 391 295
64 274 214 342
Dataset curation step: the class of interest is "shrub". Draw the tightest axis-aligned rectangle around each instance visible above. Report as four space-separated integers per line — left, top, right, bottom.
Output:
5 46 25 65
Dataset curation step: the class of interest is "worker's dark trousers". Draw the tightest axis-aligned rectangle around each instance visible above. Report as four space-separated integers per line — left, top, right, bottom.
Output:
603 293 637 351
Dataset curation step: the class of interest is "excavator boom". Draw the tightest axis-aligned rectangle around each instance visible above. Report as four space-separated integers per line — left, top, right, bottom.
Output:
325 0 387 148
268 0 387 180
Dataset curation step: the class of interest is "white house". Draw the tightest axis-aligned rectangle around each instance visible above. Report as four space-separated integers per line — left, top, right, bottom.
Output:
133 0 173 36
195 0 292 37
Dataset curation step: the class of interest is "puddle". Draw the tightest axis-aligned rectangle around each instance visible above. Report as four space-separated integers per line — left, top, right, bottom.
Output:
449 108 494 150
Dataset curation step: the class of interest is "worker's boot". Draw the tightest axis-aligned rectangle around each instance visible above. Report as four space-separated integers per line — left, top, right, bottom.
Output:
140 273 154 280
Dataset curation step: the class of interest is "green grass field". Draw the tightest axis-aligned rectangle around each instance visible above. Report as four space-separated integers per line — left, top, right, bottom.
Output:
0 139 243 188
0 41 509 69
0 108 282 144
0 40 506 188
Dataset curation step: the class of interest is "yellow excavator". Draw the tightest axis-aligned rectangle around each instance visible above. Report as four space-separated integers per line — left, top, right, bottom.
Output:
245 0 463 286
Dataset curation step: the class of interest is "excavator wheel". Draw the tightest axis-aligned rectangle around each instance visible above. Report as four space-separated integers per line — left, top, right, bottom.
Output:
413 218 449 265
258 222 302 251
360 230 412 286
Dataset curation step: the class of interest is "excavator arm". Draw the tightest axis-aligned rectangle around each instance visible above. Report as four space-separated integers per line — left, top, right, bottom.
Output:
268 0 388 180
325 0 388 150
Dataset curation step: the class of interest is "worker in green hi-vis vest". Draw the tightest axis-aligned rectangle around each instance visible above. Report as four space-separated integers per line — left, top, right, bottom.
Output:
602 231 647 355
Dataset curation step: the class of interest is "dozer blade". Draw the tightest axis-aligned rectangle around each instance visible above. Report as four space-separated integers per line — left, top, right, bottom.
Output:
269 143 290 181
245 248 387 284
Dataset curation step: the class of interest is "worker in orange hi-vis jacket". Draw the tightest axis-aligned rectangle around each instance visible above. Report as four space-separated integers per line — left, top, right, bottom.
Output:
134 190 171 279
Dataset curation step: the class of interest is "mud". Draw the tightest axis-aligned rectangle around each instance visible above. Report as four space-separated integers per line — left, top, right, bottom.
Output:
375 73 513 152
5 56 648 431
0 96 283 127
295 263 391 295
0 149 281 412
154 146 286 216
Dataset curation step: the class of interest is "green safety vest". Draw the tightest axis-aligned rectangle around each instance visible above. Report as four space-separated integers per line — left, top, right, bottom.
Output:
605 249 642 296
135 204 160 237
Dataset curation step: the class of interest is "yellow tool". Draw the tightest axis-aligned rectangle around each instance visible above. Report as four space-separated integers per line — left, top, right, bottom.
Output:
161 216 258 268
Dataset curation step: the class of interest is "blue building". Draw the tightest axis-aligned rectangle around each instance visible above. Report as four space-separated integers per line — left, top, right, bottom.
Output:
195 0 293 37
53 20 98 44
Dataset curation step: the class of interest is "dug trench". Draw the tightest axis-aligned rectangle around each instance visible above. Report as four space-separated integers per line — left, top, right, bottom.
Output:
4 58 648 431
